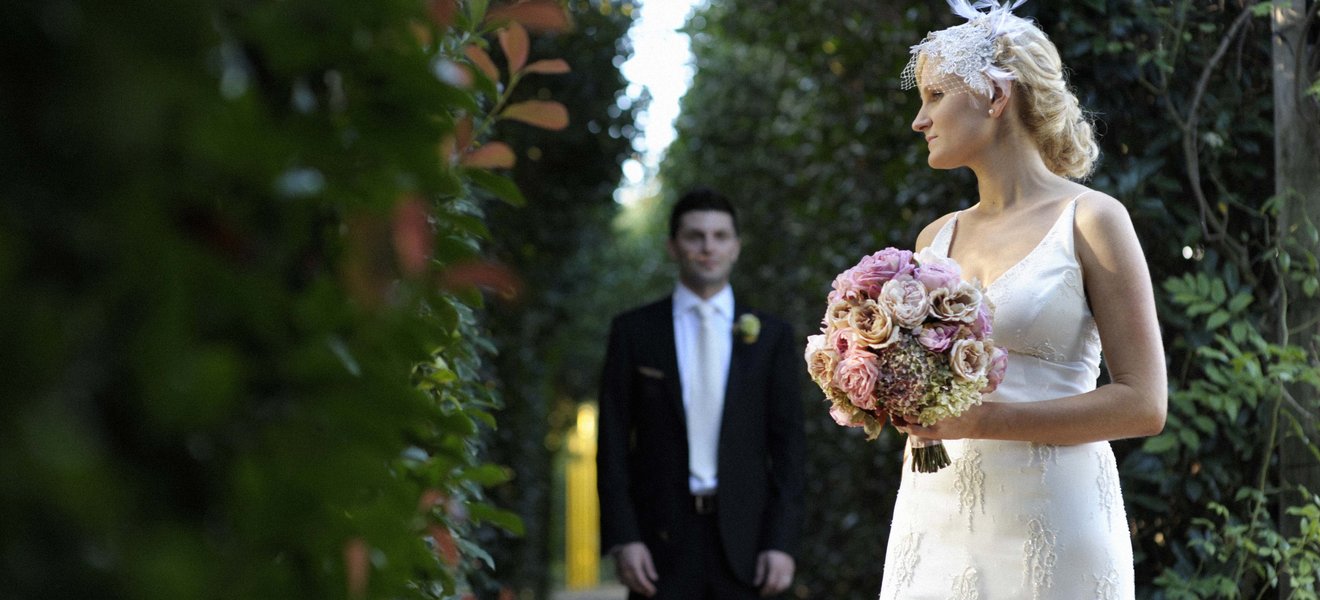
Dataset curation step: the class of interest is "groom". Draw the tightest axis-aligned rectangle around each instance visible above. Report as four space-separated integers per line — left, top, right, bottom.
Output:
596 188 806 599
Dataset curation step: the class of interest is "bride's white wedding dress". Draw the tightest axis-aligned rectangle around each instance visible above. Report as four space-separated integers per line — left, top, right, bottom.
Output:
879 199 1134 599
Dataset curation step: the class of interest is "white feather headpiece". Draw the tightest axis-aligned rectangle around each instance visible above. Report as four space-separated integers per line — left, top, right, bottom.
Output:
901 0 1034 98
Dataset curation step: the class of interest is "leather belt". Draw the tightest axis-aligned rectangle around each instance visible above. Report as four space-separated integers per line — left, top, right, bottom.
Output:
692 493 717 515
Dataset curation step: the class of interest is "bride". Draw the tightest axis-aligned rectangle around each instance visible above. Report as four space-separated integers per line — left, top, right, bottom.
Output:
879 1 1167 598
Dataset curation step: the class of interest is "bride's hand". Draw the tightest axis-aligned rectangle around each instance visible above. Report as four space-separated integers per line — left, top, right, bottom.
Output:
893 404 989 440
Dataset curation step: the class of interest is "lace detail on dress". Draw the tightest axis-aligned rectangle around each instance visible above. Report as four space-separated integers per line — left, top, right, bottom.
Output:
1024 517 1058 600
1085 325 1102 352
1096 450 1118 532
889 532 922 599
1062 268 1085 298
1093 566 1121 600
1019 339 1066 361
1028 442 1058 481
951 566 980 600
955 449 986 531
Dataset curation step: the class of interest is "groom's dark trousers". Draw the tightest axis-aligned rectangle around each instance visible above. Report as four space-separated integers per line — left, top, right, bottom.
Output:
597 296 806 599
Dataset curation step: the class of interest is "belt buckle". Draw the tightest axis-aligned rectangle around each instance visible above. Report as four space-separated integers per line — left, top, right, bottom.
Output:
693 493 716 515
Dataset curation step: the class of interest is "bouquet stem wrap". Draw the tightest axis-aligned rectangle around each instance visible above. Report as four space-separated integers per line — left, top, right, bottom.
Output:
908 437 951 473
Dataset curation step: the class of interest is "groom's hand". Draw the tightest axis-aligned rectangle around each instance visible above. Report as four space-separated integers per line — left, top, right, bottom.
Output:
612 542 658 597
754 549 795 597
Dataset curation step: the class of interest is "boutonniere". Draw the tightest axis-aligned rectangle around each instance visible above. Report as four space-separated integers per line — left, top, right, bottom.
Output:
734 313 761 344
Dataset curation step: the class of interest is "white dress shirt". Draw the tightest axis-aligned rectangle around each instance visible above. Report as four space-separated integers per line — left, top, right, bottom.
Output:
672 283 734 494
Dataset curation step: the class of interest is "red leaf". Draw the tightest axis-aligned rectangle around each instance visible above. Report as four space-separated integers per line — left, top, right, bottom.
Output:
408 20 433 47
429 524 461 566
522 58 570 75
427 0 458 28
501 100 569 130
463 44 499 82
455 116 473 152
497 22 529 74
343 538 370 599
418 489 447 513
392 196 433 277
485 1 573 33
441 260 523 300
460 142 516 169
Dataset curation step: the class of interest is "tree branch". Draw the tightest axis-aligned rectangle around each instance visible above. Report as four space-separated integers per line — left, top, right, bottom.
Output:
1182 1 1256 265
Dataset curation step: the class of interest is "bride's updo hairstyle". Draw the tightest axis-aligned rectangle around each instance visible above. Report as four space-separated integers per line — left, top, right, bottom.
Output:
901 0 1099 180
995 25 1098 180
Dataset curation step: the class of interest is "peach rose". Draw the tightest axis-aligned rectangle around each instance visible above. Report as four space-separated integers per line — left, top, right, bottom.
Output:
804 335 840 388
847 299 900 349
823 299 852 330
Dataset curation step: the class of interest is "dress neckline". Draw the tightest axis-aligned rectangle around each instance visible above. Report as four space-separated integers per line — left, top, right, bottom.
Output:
943 194 1084 290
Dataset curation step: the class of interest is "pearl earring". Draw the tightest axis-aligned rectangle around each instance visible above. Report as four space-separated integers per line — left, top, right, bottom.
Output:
988 109 994 116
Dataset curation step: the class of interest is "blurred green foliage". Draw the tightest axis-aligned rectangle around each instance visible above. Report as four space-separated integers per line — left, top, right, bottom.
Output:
473 1 644 596
0 0 576 597
659 0 1319 598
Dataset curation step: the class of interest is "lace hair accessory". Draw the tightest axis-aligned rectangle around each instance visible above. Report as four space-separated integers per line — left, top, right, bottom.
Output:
900 0 1033 98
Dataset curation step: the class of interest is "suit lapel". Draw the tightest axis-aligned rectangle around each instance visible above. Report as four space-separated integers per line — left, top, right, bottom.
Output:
652 298 685 423
722 302 751 428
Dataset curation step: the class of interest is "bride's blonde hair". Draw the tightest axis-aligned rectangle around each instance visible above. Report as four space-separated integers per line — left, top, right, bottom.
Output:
996 28 1098 180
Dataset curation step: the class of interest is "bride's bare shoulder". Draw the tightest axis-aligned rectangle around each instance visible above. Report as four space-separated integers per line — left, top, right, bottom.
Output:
914 212 959 251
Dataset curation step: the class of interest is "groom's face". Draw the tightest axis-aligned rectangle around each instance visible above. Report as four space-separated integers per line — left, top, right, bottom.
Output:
667 210 741 294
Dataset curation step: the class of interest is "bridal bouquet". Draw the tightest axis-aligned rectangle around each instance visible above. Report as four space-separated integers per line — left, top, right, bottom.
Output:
805 247 1007 472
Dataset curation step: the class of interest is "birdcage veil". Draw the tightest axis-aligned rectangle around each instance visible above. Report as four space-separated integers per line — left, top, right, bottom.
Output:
900 0 1035 98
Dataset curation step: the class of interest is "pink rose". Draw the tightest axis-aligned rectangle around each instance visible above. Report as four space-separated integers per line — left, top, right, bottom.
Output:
915 322 959 352
827 326 855 355
829 401 866 428
913 247 963 292
850 256 889 294
982 345 1008 393
834 350 880 410
879 276 930 329
869 247 916 282
831 262 878 302
914 263 961 292
970 301 994 337
829 272 859 303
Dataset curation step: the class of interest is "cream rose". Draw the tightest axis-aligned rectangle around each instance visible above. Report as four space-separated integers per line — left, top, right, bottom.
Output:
879 277 930 329
929 280 983 324
824 299 852 330
847 299 900 349
949 338 991 382
804 335 840 388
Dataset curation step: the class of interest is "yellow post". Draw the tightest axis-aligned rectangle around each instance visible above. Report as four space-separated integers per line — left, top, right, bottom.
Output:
565 402 600 589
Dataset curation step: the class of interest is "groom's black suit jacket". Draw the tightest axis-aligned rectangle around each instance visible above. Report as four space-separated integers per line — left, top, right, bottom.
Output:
597 295 805 585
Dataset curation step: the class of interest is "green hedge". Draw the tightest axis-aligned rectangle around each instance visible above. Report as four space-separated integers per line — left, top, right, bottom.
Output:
0 1 576 597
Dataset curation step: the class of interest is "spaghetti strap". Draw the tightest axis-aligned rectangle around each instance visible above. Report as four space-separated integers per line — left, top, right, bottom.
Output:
930 212 960 258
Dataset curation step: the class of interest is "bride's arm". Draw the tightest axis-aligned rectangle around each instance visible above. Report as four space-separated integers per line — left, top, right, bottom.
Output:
902 193 1168 445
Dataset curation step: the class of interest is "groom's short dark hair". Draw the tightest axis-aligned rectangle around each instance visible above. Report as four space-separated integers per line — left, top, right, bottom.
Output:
669 187 739 239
